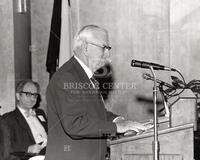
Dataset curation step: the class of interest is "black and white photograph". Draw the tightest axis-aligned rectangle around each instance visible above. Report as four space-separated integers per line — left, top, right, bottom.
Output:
0 0 200 160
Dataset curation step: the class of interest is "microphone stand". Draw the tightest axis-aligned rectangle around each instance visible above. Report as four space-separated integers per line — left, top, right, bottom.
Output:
149 66 160 160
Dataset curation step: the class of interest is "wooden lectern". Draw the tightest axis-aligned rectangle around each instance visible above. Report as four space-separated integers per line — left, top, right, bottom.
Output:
169 89 197 130
110 89 197 160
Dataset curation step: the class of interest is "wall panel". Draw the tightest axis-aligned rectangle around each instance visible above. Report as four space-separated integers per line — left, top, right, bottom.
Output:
76 0 170 121
0 0 15 114
30 0 200 121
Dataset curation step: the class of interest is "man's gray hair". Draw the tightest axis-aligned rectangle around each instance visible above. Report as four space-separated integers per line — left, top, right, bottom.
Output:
73 25 107 53
16 79 40 93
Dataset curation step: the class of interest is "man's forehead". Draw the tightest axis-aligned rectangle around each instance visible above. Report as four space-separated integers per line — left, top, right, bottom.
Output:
90 31 109 44
23 83 37 91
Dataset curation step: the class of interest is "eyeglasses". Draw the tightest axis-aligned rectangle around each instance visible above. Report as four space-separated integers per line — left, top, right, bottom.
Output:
20 91 39 99
87 41 111 51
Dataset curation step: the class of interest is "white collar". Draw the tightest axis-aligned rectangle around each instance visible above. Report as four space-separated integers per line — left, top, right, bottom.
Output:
17 105 34 117
74 55 93 79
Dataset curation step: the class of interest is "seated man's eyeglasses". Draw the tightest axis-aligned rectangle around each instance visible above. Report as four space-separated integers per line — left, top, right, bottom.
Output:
87 41 111 51
20 91 39 99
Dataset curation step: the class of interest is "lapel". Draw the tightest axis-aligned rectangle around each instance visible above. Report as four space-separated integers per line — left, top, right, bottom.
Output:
68 57 107 119
14 108 35 143
71 56 101 97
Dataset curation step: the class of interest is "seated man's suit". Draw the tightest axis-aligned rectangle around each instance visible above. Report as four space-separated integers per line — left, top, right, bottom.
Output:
1 107 47 159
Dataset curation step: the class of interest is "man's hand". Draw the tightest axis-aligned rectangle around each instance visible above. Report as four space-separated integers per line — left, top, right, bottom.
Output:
27 144 43 154
115 120 147 133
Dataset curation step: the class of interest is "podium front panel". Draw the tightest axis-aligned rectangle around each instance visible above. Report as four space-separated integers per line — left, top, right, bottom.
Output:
110 124 193 160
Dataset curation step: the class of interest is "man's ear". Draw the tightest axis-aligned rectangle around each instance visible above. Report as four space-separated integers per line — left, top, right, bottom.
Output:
82 41 88 54
16 93 20 101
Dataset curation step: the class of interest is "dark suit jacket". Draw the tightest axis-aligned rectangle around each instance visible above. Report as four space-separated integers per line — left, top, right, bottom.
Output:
1 107 47 159
45 56 117 160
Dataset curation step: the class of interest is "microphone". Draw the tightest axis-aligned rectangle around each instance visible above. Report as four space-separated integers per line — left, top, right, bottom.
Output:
143 73 175 89
131 59 176 71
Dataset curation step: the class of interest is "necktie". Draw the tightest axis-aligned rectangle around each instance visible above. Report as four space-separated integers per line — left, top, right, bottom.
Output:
90 76 104 99
90 76 100 90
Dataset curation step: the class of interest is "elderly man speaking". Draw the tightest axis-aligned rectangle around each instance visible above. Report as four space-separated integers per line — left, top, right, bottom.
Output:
45 25 147 160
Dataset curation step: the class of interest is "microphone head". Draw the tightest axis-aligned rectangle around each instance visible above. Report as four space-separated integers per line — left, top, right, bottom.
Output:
131 60 136 67
131 59 149 68
143 73 151 80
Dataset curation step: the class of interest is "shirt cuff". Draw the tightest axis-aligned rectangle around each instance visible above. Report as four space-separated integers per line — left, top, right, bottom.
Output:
112 116 125 123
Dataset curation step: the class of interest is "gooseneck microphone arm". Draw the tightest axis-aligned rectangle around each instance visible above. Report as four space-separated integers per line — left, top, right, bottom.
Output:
158 84 170 118
143 73 175 89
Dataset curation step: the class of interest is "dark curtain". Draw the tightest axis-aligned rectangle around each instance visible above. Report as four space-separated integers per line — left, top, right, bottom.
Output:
46 0 62 79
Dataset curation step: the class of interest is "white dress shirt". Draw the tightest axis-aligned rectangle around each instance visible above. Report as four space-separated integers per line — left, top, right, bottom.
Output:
18 106 47 144
74 56 93 78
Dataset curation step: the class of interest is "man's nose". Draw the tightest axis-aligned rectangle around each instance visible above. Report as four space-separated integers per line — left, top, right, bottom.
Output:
30 96 37 101
103 49 110 58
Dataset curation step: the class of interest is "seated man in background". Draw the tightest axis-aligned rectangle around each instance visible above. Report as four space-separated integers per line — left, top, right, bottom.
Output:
1 80 47 159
